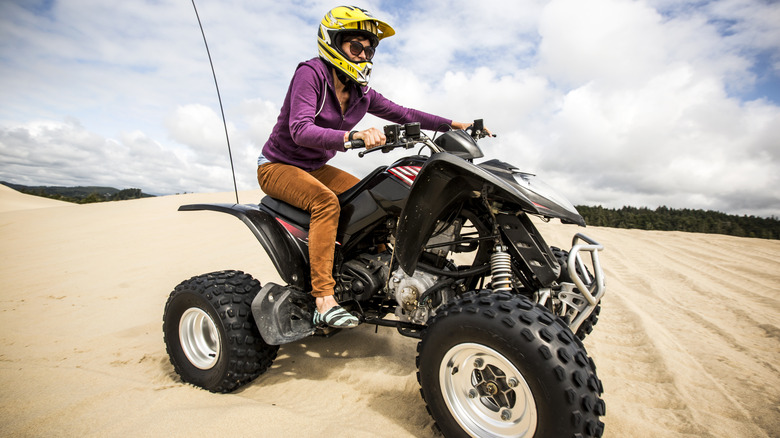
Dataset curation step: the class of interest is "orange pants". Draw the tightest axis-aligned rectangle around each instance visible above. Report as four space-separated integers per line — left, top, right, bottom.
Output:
257 163 359 298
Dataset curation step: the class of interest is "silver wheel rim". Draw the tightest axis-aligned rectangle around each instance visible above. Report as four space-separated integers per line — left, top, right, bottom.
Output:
179 308 221 370
439 343 537 437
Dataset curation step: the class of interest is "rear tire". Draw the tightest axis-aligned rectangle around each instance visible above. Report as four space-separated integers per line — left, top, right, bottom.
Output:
416 290 605 438
163 270 279 393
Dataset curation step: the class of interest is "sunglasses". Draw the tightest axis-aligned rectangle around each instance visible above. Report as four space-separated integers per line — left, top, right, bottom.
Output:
347 39 375 61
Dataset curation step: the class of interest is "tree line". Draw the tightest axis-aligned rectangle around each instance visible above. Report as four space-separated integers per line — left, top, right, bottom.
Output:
2 182 153 204
576 205 779 240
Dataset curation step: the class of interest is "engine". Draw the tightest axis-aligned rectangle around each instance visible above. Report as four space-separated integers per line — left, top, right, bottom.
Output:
388 268 439 325
338 218 464 325
383 218 464 325
337 254 390 302
423 217 463 258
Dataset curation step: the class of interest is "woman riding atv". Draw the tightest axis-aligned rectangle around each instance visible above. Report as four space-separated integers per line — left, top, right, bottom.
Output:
256 5 475 328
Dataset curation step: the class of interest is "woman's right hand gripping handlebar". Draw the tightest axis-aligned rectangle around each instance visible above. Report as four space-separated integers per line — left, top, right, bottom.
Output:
345 127 385 150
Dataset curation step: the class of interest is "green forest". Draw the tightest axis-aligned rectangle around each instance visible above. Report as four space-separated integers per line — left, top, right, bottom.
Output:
2 182 153 204
576 205 779 240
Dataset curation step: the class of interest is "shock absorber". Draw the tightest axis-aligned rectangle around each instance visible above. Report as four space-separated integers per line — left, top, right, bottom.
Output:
490 245 513 293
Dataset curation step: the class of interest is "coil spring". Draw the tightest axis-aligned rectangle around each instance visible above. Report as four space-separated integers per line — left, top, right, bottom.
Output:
490 247 513 293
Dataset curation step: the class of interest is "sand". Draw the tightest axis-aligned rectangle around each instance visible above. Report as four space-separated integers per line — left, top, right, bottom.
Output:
0 183 778 437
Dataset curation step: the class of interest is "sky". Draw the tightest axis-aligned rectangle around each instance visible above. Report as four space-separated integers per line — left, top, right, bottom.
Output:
1 0 779 218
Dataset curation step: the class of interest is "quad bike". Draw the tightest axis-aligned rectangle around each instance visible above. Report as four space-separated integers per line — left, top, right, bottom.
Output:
163 121 606 437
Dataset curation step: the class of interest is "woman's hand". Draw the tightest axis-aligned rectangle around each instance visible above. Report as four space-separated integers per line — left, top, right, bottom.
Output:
452 121 493 137
451 121 472 130
353 127 386 150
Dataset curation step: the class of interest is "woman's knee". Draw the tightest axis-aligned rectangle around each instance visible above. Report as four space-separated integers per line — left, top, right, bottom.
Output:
310 190 340 218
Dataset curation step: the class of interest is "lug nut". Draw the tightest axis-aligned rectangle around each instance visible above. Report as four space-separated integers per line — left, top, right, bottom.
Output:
508 378 518 388
501 409 512 421
468 389 478 399
473 358 484 368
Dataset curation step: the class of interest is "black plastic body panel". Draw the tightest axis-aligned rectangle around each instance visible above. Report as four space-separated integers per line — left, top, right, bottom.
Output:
433 129 484 159
497 213 560 287
178 203 310 289
394 152 543 275
479 159 586 226
337 157 425 253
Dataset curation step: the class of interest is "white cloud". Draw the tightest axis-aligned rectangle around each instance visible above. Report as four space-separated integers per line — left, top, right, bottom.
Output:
0 119 237 194
0 0 778 217
165 104 231 157
527 0 780 216
538 0 667 88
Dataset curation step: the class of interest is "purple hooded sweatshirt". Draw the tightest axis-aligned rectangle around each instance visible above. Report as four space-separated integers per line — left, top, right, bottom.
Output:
260 58 452 172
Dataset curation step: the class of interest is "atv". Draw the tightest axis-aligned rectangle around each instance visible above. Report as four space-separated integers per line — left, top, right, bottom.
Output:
163 120 606 437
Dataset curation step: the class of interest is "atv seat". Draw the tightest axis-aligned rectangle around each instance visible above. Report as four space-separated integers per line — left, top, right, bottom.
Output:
260 197 311 228
259 166 388 229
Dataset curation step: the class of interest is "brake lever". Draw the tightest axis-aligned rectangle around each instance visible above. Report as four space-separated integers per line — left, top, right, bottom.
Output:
358 145 385 158
357 140 415 157
357 143 393 158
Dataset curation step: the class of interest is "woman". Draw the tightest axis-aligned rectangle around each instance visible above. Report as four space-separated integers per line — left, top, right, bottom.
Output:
257 6 473 328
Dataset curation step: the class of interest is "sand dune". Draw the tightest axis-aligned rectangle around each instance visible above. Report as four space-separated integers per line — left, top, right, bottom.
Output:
0 183 72 212
0 187 778 437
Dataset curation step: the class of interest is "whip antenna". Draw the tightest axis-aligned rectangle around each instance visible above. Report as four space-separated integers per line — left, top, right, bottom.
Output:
191 0 239 204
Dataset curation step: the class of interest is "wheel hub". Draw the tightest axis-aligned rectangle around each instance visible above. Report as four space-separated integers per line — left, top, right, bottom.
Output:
440 343 537 437
474 363 517 412
484 381 499 396
179 307 221 370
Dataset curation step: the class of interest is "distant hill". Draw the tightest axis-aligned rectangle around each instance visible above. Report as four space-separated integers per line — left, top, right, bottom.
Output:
1 182 155 204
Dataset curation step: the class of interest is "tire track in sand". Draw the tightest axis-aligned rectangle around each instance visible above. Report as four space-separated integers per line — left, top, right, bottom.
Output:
600 236 777 438
588 292 712 437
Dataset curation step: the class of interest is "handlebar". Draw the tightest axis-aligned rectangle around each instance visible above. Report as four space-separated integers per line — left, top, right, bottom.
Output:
467 119 496 140
344 119 493 157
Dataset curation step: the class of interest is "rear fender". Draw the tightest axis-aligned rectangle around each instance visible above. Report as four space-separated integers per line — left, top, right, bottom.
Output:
395 153 542 275
178 203 309 289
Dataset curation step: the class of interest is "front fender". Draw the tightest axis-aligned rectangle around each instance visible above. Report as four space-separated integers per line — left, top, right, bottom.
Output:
179 203 309 289
395 153 542 275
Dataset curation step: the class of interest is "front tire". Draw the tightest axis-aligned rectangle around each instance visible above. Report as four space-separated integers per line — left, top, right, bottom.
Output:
163 270 279 393
416 291 605 438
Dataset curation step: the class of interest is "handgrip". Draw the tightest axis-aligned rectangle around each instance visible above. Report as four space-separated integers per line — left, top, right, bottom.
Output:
344 139 365 149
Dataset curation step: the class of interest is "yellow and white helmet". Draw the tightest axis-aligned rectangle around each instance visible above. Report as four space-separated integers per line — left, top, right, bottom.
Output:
317 6 395 86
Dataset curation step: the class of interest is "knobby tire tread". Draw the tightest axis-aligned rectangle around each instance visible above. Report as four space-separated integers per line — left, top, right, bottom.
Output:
163 270 278 393
416 290 605 438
